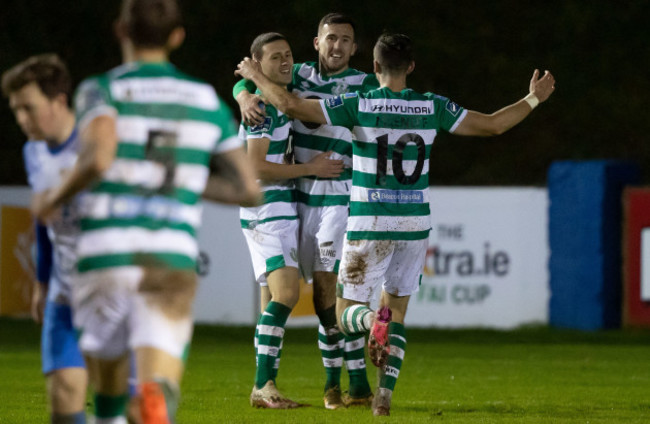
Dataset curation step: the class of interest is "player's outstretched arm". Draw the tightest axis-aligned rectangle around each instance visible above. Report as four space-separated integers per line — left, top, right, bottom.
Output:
454 69 555 137
31 115 118 222
235 58 326 125
204 147 262 207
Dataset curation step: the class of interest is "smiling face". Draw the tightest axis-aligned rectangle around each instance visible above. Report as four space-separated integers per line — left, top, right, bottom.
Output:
258 39 294 86
314 23 357 76
8 82 66 141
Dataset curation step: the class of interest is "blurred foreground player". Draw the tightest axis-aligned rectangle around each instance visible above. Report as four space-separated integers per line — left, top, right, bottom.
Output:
31 0 260 422
3 54 88 424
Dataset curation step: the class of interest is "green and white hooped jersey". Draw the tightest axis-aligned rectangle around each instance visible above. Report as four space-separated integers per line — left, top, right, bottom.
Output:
321 87 467 241
73 61 242 273
239 102 297 230
289 62 378 207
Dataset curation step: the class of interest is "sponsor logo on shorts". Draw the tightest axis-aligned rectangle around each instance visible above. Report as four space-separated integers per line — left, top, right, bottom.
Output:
319 241 336 256
318 242 337 266
320 248 337 258
368 189 424 204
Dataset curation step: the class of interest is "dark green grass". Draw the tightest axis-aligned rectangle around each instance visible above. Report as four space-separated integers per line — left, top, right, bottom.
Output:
2 318 650 423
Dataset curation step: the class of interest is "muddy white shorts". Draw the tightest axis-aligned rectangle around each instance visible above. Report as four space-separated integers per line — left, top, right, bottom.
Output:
72 266 196 360
337 238 427 303
242 218 299 286
297 204 348 283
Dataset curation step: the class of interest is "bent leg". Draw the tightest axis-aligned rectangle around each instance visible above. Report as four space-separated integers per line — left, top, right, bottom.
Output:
47 367 88 421
131 268 198 423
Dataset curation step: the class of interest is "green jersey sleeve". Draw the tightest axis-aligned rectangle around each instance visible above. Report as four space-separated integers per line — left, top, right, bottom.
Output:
321 92 361 130
232 78 257 99
429 94 466 132
74 75 115 130
243 103 282 137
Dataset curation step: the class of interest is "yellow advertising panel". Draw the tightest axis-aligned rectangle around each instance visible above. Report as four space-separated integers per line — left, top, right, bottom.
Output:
0 206 34 316
290 278 315 317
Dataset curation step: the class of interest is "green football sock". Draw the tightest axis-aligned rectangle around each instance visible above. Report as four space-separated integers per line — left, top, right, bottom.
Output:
343 334 372 397
94 393 128 421
340 304 373 335
379 322 407 392
317 305 343 391
255 301 291 389
318 323 344 390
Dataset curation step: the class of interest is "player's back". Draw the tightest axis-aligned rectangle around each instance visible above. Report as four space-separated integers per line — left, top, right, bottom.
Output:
325 87 467 241
74 61 239 273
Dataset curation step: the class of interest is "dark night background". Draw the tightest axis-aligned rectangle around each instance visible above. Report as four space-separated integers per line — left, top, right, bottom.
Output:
1 0 648 187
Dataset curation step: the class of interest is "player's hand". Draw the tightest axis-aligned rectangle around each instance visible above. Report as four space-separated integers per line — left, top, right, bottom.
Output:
529 69 555 103
307 151 345 178
31 282 47 324
31 190 60 225
235 57 263 82
236 91 266 126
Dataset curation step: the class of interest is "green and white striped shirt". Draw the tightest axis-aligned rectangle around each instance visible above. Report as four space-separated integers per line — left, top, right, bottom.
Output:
239 101 297 229
74 61 242 272
322 87 467 241
289 62 378 207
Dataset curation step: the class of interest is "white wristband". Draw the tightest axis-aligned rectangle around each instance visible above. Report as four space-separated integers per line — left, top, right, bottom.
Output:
524 93 539 109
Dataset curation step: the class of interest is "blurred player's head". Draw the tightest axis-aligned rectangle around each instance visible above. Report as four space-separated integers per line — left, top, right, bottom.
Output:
2 54 73 142
373 33 415 77
314 13 357 76
250 33 293 86
116 0 185 57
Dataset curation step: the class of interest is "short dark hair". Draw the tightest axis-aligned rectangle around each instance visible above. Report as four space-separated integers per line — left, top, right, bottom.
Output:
318 12 356 36
250 32 288 61
373 33 414 74
119 0 182 48
1 53 72 102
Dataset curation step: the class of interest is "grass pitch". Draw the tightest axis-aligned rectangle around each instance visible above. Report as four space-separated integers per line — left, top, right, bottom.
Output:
1 318 650 423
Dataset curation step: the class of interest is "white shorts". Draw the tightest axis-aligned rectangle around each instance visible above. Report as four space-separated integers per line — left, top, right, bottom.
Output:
242 219 299 286
72 266 196 360
298 204 348 283
337 238 427 303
